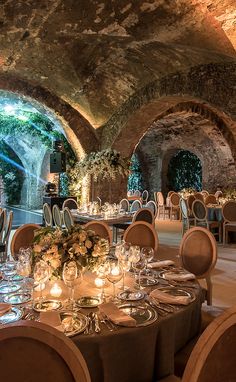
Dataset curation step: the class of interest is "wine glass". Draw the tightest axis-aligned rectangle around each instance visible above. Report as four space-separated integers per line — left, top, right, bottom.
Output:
129 245 140 272
96 261 110 301
132 254 146 289
63 261 78 310
33 261 51 307
106 261 123 301
1 261 17 293
119 252 131 291
141 247 154 274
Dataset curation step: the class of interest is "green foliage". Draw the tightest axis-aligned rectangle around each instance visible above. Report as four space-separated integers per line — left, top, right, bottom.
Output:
128 154 143 191
167 150 202 192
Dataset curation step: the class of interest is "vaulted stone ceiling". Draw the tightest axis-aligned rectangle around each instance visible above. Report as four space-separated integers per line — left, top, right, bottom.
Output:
0 0 235 131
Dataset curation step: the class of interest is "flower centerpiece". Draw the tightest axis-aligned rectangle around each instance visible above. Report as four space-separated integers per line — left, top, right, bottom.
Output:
32 225 109 279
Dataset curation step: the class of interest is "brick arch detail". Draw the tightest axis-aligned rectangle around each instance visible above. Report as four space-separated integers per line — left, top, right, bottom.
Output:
0 73 99 158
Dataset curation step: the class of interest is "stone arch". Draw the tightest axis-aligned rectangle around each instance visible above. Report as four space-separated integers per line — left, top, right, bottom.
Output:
0 74 99 158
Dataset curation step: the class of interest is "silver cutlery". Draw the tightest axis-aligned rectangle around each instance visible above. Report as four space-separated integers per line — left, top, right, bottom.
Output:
92 313 101 334
99 313 116 331
88 313 94 334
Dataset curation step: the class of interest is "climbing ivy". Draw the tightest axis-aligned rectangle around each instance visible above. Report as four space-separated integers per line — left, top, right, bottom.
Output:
167 150 202 192
127 153 143 191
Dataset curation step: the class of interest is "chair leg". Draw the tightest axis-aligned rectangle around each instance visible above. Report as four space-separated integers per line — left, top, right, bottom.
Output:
206 277 212 305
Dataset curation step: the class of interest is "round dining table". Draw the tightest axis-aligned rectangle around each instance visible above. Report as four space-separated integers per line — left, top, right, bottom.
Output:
33 270 202 382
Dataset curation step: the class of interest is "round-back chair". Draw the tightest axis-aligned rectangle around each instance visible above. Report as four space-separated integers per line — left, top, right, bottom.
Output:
182 306 236 382
146 200 157 218
123 221 158 255
194 192 204 202
10 223 40 260
201 190 209 198
62 207 75 231
84 221 112 244
0 208 6 242
222 200 236 244
43 203 53 227
215 190 223 199
62 198 79 210
167 191 175 198
141 190 149 204
155 191 164 206
0 321 91 382
169 192 180 220
132 208 154 225
205 194 217 205
130 199 142 213
134 190 141 197
119 198 129 212
180 198 188 220
179 226 217 305
187 194 195 213
192 199 207 222
52 204 62 228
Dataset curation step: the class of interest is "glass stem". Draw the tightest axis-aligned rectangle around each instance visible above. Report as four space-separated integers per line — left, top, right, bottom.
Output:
122 271 125 291
70 286 74 309
39 283 43 308
139 271 141 290
113 283 116 299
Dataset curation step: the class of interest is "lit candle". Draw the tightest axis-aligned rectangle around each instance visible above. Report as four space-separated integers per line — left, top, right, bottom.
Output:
35 283 45 292
111 267 120 276
50 282 62 298
95 277 105 288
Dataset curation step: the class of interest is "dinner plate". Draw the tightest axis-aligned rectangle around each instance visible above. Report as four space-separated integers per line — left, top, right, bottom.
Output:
157 287 196 303
60 311 89 337
4 292 31 305
117 303 158 327
0 283 21 294
117 290 146 301
76 296 102 308
158 270 194 281
33 299 62 312
138 276 159 287
3 274 24 282
0 307 23 324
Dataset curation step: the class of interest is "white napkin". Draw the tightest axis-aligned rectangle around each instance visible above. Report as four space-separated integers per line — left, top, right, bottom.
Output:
163 272 195 281
147 260 174 269
150 289 192 305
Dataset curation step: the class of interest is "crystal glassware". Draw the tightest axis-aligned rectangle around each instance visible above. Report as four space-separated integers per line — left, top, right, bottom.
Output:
141 247 154 274
132 254 146 289
33 261 51 307
106 261 123 301
62 261 78 310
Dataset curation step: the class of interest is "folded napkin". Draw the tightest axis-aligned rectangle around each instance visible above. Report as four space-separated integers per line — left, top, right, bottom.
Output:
39 311 64 332
163 272 195 282
0 303 12 317
147 260 174 269
150 289 191 305
99 302 136 327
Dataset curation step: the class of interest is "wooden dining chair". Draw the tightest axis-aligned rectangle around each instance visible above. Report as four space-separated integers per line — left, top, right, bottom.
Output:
179 226 217 305
192 199 222 242
214 190 223 199
222 200 236 244
0 208 6 242
158 306 236 382
180 198 194 236
146 200 158 219
132 208 154 225
85 221 112 244
194 193 204 202
186 194 195 214
62 207 75 231
119 198 130 212
62 198 79 210
10 223 40 260
169 192 180 220
1 210 13 260
141 190 149 205
52 204 62 228
43 203 53 227
205 194 217 205
130 199 142 213
201 190 209 198
123 221 158 255
155 191 170 220
0 321 91 382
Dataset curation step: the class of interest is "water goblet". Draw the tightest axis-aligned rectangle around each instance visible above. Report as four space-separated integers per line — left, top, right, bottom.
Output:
106 261 123 301
1 261 17 293
129 245 140 272
33 261 51 308
141 247 154 274
63 261 78 310
119 252 131 291
96 261 110 301
132 254 146 289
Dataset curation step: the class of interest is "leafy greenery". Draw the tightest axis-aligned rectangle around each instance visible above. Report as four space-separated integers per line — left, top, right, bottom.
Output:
127 153 143 191
167 150 202 192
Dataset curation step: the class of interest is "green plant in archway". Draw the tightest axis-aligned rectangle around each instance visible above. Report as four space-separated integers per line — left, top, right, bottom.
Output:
167 150 202 192
127 153 143 191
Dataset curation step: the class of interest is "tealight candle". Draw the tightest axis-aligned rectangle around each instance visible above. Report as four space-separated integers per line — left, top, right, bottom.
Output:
95 277 105 288
111 267 120 276
50 282 62 298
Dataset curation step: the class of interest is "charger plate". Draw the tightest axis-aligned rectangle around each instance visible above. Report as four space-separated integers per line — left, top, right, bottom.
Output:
76 296 102 308
0 283 21 294
4 292 31 305
33 299 62 312
0 307 23 324
60 311 88 337
117 290 146 301
117 303 158 327
157 287 196 303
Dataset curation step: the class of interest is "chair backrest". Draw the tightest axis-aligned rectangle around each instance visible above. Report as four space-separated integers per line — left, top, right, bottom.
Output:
182 306 236 382
192 200 207 221
214 190 223 199
167 191 175 198
134 190 141 197
123 221 158 254
2 210 13 247
52 204 62 228
155 191 164 206
62 198 79 210
145 200 157 218
187 194 196 212
201 190 209 198
180 198 188 219
63 207 75 231
43 203 53 227
10 223 40 260
194 192 204 202
179 226 217 279
119 198 129 212
141 190 149 204
0 321 91 382
222 200 236 222
133 208 154 225
130 200 142 213
97 197 102 206
170 192 180 207
0 208 6 242
205 194 217 205
84 221 112 244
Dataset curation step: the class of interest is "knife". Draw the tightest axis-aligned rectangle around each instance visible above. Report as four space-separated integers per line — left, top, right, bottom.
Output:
93 313 101 334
